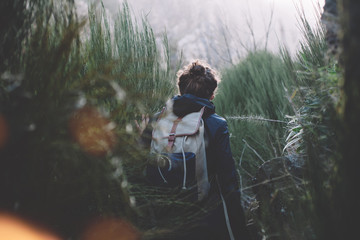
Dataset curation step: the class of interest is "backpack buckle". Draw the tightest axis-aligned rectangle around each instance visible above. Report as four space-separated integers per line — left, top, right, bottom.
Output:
167 133 176 151
168 133 176 142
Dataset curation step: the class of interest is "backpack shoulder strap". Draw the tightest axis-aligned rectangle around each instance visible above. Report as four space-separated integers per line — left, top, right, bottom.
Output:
166 117 182 151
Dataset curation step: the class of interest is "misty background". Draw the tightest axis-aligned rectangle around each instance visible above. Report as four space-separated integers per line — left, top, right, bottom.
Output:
76 0 325 67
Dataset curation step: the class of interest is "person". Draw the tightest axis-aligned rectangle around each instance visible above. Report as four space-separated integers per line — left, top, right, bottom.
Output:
141 60 251 240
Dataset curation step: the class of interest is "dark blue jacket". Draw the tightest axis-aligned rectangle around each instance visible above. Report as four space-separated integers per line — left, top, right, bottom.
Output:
171 94 250 240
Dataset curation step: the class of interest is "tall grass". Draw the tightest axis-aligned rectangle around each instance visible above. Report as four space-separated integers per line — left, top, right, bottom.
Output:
215 51 294 174
281 9 341 239
80 2 176 117
0 0 177 238
214 6 341 239
236 6 341 240
1 0 343 239
214 51 302 239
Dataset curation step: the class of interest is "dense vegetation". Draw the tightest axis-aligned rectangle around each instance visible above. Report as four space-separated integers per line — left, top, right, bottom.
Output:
0 0 175 239
214 10 340 239
1 0 357 239
215 51 294 171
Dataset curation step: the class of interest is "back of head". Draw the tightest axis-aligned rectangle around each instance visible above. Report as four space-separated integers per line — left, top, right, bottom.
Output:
177 60 220 99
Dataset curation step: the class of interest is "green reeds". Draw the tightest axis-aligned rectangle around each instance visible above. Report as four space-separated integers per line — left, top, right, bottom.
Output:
82 2 176 117
215 51 294 174
0 0 177 238
215 6 340 239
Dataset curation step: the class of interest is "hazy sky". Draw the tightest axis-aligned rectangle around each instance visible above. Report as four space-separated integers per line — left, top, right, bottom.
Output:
76 0 325 65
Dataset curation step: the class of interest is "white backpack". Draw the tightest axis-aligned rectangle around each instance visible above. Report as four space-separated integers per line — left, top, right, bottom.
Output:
147 100 210 201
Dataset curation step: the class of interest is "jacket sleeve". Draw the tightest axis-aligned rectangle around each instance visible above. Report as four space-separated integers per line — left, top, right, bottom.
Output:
214 121 250 240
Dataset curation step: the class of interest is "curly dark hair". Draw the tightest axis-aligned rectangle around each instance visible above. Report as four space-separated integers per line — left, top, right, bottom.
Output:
176 60 220 99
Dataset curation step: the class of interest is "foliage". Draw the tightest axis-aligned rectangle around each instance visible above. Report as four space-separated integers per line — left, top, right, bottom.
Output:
279 10 341 240
215 51 294 174
81 2 176 116
236 10 341 239
0 0 346 239
213 7 341 240
0 0 42 73
213 51 302 239
0 0 177 238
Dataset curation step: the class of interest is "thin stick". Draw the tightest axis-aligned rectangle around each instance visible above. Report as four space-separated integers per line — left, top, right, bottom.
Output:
226 115 287 124
243 139 265 163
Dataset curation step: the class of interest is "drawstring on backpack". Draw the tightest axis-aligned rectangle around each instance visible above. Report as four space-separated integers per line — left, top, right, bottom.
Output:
181 136 187 189
157 155 171 183
157 137 188 189
158 166 167 183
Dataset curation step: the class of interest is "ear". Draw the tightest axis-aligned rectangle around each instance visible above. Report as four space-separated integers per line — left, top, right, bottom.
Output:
210 95 215 100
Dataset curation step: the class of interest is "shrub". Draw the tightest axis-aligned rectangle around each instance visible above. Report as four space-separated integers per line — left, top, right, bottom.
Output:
215 51 294 175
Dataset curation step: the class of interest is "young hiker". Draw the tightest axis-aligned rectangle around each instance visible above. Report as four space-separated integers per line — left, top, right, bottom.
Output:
142 60 251 240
